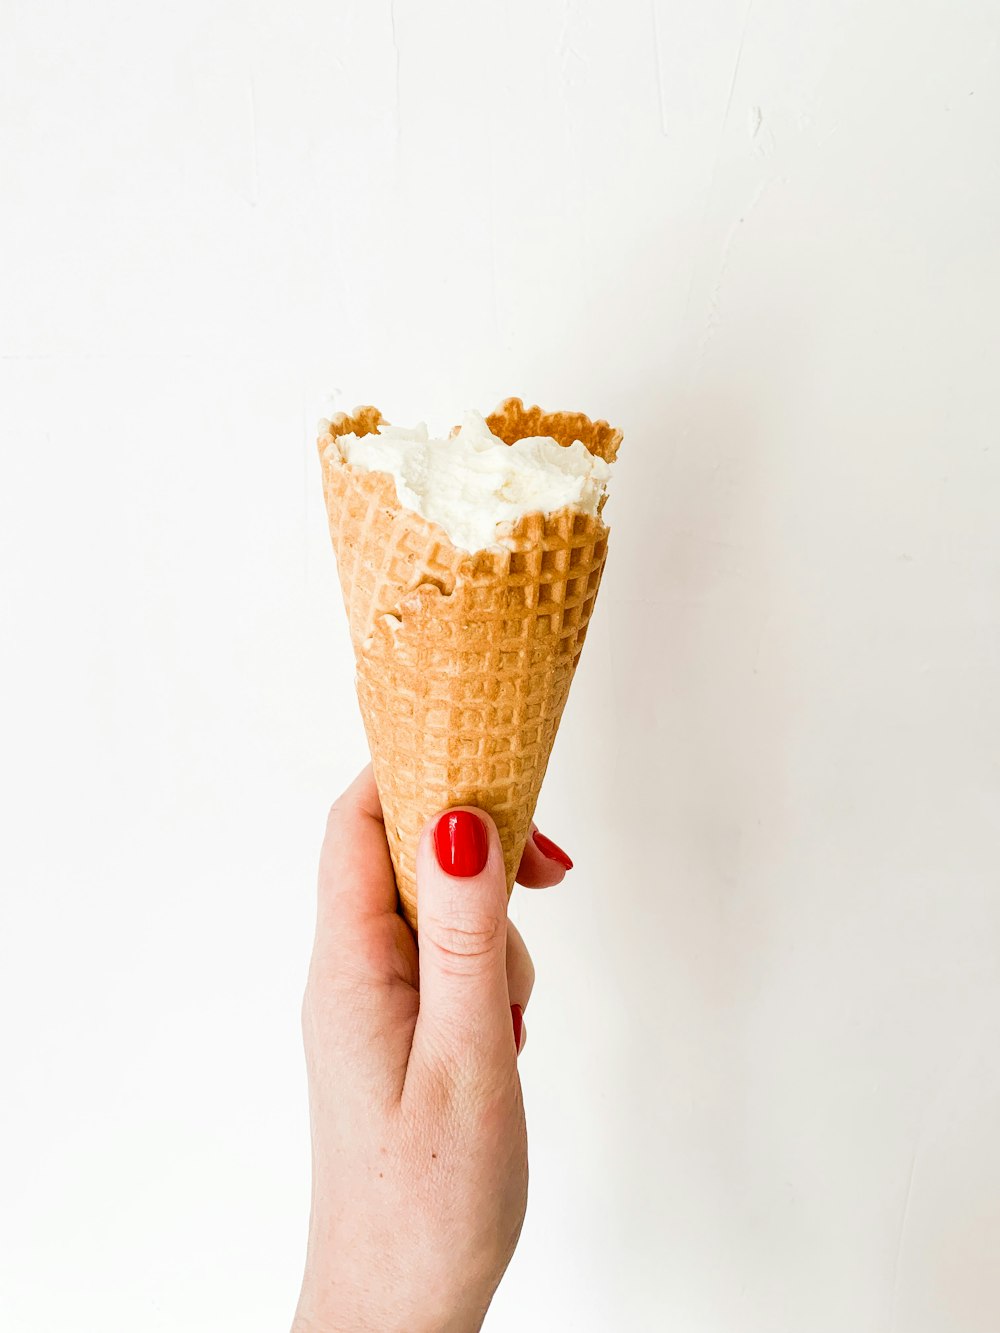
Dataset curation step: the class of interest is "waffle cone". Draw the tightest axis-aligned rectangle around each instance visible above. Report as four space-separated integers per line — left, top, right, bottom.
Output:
317 398 622 927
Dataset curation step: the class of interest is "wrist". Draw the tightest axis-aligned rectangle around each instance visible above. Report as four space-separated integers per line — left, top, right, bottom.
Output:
293 1309 485 1333
294 1280 488 1333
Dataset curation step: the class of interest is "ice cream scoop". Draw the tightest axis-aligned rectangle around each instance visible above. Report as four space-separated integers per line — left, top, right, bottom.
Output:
333 409 612 554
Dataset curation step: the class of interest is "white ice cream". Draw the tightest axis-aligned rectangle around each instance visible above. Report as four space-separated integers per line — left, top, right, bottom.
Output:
333 410 611 553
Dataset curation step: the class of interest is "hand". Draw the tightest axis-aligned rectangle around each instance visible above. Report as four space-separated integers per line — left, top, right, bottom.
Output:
292 766 574 1333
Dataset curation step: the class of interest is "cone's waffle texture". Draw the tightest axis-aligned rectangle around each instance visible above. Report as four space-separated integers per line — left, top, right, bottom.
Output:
318 397 622 927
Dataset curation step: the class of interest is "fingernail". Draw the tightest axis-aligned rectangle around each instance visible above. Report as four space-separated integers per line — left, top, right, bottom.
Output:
511 1004 524 1053
532 830 573 870
434 811 489 878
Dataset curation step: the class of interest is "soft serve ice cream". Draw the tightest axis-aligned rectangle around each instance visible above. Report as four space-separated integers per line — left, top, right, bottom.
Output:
333 409 611 553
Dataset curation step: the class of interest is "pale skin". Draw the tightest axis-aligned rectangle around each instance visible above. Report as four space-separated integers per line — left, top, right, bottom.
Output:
292 766 572 1333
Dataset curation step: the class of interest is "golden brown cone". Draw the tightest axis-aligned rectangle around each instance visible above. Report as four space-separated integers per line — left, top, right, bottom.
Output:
318 397 622 928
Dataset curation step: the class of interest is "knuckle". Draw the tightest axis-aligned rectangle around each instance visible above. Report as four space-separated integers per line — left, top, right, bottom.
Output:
302 970 369 1051
324 796 350 837
422 909 505 964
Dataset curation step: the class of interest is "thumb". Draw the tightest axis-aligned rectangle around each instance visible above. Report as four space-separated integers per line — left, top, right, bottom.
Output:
412 808 513 1082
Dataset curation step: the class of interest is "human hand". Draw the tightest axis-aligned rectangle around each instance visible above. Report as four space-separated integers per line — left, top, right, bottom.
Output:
292 766 574 1333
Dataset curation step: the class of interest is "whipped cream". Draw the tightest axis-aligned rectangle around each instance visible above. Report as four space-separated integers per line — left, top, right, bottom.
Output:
333 410 611 553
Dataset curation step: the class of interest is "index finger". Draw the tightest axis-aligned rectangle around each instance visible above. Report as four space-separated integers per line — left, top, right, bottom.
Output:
316 764 399 941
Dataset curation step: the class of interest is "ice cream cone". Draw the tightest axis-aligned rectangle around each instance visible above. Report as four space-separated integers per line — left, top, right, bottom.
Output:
317 398 622 928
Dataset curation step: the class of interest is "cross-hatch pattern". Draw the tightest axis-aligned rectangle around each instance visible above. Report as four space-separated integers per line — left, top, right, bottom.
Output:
318 400 620 927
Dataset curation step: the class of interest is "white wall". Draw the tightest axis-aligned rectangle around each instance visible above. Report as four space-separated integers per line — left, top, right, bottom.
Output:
2 2 999 1329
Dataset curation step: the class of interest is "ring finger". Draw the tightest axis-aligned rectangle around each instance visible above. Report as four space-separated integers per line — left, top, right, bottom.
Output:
506 919 534 1052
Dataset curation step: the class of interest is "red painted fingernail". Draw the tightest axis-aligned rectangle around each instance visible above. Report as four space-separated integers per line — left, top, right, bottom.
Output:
532 830 573 870
434 811 489 877
511 1004 524 1053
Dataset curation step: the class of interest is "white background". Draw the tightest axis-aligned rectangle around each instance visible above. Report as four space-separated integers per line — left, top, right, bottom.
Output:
2 1 999 1330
